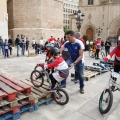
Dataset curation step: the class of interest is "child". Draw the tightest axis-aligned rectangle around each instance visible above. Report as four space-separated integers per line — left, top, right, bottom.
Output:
4 39 9 58
37 47 69 89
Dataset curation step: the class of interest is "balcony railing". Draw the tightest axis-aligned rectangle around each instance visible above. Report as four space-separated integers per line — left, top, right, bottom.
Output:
100 0 120 4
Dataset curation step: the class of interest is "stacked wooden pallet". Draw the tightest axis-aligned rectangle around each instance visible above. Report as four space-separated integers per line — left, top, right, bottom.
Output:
84 65 108 73
0 75 52 120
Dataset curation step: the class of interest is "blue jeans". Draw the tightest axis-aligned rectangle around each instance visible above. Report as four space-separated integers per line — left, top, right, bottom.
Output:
105 48 110 56
4 49 9 57
61 58 84 88
16 45 20 56
0 46 4 55
22 44 26 55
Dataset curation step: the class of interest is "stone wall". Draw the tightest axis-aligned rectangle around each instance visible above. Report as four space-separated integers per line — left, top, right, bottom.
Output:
7 0 64 43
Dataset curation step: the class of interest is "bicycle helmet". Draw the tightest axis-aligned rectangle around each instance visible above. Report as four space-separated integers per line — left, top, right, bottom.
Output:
46 43 54 48
50 47 60 56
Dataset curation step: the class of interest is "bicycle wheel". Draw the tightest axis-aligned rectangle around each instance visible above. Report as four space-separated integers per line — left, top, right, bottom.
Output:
53 88 69 105
101 52 105 59
89 50 95 58
99 89 113 114
31 70 44 87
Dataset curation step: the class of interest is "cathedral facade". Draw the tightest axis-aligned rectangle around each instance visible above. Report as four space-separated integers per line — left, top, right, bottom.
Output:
70 0 120 42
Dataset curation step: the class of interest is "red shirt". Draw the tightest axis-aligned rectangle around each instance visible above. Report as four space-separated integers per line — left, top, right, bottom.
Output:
48 37 56 43
79 38 85 46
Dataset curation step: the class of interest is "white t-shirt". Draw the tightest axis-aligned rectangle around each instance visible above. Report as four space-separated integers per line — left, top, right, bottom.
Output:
32 39 36 44
40 39 44 45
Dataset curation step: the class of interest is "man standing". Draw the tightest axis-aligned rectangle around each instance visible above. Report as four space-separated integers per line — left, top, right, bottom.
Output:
60 31 85 94
95 36 101 59
0 36 4 55
105 38 111 56
15 35 21 56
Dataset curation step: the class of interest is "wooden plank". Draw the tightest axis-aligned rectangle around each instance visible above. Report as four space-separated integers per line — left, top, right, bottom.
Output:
0 90 7 98
0 75 30 89
0 76 23 92
21 79 48 93
0 81 16 94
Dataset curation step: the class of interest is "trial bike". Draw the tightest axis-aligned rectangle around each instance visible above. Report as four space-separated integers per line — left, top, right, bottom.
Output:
89 48 105 59
30 64 69 105
99 63 120 114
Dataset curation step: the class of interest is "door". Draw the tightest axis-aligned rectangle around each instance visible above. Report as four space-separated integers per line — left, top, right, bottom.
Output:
86 28 93 40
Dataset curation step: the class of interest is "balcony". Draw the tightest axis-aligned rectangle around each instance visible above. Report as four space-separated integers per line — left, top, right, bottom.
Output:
100 0 120 5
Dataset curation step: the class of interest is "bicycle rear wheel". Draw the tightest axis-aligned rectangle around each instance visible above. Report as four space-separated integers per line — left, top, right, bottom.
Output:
53 88 69 105
89 50 95 58
31 70 44 87
101 52 105 59
99 89 113 114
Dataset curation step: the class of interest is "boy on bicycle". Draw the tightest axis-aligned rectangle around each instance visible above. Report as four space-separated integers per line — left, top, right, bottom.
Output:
38 47 69 89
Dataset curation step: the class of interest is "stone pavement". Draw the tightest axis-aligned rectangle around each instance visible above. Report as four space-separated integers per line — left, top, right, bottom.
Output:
0 47 120 120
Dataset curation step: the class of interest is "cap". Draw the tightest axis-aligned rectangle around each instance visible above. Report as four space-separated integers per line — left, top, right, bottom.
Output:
75 32 81 37
46 43 54 48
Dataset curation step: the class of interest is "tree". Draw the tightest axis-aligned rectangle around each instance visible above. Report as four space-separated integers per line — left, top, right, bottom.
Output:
63 26 69 35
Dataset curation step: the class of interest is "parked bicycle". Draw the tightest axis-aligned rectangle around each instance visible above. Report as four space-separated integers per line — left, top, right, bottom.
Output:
89 48 105 59
99 63 120 114
31 64 69 105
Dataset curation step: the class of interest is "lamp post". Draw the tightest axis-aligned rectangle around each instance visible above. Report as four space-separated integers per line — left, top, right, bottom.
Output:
74 10 85 32
96 27 103 36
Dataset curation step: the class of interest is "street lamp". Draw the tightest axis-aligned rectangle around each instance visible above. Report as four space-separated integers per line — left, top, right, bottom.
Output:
74 10 85 32
96 27 103 36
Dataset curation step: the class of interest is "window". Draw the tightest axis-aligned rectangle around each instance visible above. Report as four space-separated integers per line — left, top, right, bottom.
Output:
88 0 93 5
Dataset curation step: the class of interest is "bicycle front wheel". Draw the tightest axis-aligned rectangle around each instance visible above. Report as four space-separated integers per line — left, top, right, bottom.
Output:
89 50 95 58
99 89 113 114
31 70 44 87
53 88 69 105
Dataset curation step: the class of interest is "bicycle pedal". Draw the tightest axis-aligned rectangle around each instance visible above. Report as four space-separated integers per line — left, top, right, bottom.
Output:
111 86 115 91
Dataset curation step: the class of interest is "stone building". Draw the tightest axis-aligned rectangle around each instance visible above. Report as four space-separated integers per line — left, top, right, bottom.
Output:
70 0 120 42
63 0 79 29
0 0 8 40
7 0 64 42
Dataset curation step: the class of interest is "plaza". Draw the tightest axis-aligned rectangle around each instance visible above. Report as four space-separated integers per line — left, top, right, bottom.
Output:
0 47 120 120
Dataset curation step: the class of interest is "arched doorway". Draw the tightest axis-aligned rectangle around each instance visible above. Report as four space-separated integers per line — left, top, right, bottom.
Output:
86 28 93 40
117 28 120 36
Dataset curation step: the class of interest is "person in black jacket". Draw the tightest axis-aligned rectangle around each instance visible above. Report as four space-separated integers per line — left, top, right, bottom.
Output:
8 36 13 55
105 38 112 56
15 34 21 56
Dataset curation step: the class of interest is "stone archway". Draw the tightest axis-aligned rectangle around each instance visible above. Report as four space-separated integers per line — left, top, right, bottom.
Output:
86 28 93 40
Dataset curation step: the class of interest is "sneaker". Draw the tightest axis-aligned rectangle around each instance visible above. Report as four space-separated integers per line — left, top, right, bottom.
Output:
59 85 66 88
80 88 84 94
71 78 76 81
74 80 79 84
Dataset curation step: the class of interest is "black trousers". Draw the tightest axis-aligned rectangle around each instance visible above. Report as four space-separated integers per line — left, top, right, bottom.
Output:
49 74 57 89
95 49 100 58
114 64 120 73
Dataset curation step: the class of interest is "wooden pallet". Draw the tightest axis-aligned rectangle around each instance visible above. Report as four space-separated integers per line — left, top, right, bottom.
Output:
84 70 100 81
0 75 31 101
20 79 52 104
84 65 108 73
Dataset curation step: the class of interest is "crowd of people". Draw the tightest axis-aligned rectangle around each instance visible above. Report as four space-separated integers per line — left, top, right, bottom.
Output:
0 31 120 95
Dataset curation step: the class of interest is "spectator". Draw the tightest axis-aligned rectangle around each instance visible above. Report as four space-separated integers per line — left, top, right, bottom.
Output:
8 36 13 55
105 38 112 56
0 36 4 55
95 36 101 59
32 38 36 49
4 39 9 58
48 35 56 43
60 31 85 94
15 35 21 56
26 37 29 51
21 35 26 55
